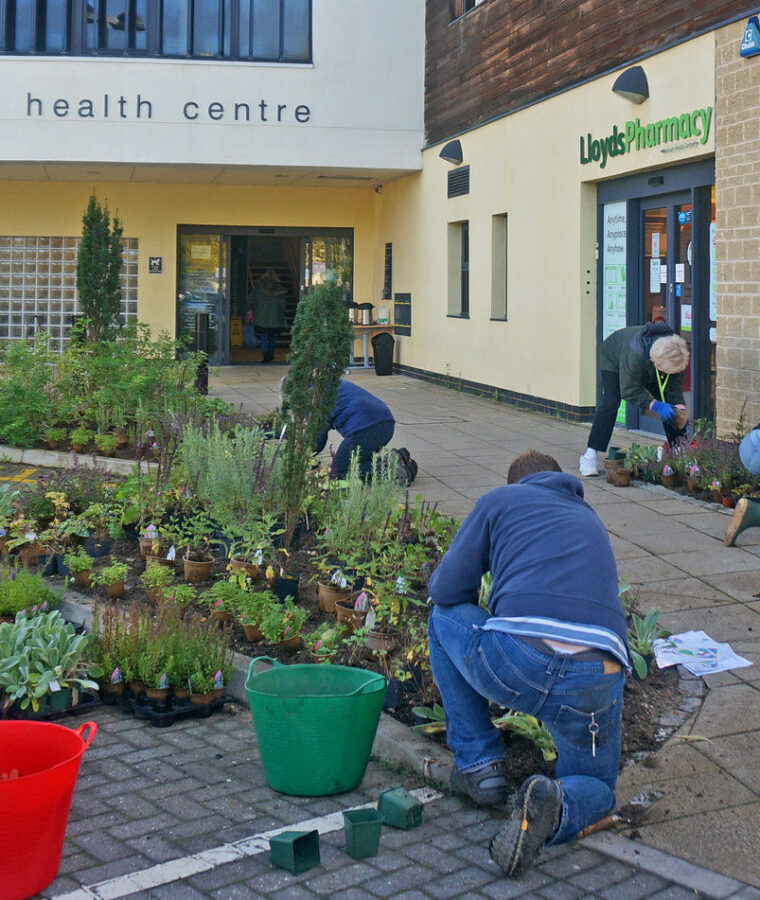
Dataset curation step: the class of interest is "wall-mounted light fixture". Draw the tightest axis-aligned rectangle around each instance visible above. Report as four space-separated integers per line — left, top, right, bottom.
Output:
439 139 464 165
611 66 649 104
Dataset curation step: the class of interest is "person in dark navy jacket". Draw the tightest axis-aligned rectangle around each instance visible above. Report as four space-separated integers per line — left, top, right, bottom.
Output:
427 450 629 877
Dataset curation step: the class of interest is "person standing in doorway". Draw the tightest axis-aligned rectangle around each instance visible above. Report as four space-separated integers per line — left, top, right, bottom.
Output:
249 268 287 363
427 450 629 877
579 322 690 476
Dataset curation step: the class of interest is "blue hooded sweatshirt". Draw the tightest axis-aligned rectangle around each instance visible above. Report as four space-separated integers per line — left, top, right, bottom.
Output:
428 472 627 645
329 380 394 438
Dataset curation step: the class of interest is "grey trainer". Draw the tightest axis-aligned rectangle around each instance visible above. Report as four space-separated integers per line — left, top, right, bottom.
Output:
489 774 563 876
450 759 508 806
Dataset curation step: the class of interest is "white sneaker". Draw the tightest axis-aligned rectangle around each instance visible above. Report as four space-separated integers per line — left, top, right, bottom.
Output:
579 450 599 477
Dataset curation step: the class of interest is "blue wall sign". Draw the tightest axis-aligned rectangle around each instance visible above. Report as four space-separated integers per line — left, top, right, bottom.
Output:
740 16 760 58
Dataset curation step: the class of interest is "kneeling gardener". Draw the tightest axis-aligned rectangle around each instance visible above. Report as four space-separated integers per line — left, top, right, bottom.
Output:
427 450 629 877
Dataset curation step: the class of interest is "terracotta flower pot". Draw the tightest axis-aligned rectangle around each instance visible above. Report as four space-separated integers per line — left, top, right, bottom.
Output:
603 457 625 484
229 558 262 580
335 600 369 632
183 556 213 584
174 686 191 700
686 476 699 495
189 692 216 706
279 634 302 653
210 608 232 624
145 687 170 702
610 468 631 487
19 542 44 568
722 495 736 508
242 622 264 641
660 473 680 490
364 627 399 656
73 569 92 589
317 581 350 613
105 580 125 599
138 537 156 558
101 681 124 697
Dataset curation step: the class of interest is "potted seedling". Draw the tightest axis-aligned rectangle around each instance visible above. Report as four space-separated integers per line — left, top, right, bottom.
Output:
79 502 121 557
91 561 129 599
207 577 247 624
94 432 119 457
316 565 351 613
44 425 67 450
64 548 94 589
171 512 216 583
237 588 278 642
139 563 174 604
69 425 94 454
305 622 346 663
260 599 308 652
7 515 43 569
165 583 196 619
628 608 670 680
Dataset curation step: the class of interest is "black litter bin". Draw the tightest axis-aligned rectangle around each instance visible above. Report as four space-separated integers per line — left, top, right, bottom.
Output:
371 332 395 376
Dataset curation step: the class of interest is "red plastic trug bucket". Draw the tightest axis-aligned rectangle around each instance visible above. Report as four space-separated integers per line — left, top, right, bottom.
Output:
0 720 97 900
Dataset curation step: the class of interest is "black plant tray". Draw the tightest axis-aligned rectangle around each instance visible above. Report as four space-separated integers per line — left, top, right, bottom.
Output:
1 691 101 722
103 690 231 727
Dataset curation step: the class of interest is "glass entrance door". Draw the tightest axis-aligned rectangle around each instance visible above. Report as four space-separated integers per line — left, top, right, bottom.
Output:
177 232 228 365
638 193 694 433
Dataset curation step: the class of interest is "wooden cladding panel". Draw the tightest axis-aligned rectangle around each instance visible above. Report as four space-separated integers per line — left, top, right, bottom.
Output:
426 0 755 144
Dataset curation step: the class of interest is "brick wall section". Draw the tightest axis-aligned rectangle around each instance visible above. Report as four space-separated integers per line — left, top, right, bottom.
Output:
715 22 760 434
426 0 757 145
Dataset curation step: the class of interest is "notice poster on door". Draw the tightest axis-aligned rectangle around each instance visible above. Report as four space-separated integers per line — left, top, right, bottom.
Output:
602 202 627 424
603 202 627 339
709 221 717 320
649 258 662 294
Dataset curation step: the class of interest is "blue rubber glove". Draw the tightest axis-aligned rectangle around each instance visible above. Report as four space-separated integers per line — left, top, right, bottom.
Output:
651 400 676 423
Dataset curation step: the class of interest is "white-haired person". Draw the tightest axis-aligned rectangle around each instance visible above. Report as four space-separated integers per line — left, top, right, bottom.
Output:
579 323 690 477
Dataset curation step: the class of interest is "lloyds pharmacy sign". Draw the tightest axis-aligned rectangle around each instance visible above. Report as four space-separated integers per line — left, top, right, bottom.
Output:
580 106 712 169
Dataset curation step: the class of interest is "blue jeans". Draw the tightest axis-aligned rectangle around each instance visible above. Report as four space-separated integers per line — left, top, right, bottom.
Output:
331 420 395 479
428 603 624 843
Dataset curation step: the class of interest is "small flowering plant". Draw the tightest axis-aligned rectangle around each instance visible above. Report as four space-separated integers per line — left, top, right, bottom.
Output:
305 622 346 663
260 598 308 643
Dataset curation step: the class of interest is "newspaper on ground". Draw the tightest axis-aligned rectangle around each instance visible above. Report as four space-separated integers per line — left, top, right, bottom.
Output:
653 630 752 677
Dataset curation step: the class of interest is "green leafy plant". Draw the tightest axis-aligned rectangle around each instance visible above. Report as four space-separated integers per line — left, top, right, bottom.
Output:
44 426 67 447
305 622 346 662
165 583 196 609
260 598 308 643
207 576 249 614
0 610 102 712
237 587 278 628
70 425 94 451
0 567 61 618
168 511 216 561
139 564 174 601
628 608 670 679
76 193 124 343
91 561 128 588
63 549 94 575
0 338 55 448
491 711 557 762
94 432 118 457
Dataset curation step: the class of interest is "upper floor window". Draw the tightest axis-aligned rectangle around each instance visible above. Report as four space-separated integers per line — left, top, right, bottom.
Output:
450 0 484 19
0 0 311 60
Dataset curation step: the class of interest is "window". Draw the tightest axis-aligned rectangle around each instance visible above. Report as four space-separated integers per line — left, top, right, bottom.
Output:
491 213 507 320
3 0 71 52
447 221 469 317
0 235 138 352
0 0 311 59
450 0 484 19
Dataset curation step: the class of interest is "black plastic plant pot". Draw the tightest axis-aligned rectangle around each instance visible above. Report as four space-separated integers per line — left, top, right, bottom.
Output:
269 830 321 874
377 787 423 830
38 554 57 577
86 538 112 558
383 679 405 710
275 574 300 602
343 809 383 859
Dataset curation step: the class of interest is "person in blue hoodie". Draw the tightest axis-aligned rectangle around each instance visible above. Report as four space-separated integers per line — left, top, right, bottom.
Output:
427 450 629 878
314 379 416 482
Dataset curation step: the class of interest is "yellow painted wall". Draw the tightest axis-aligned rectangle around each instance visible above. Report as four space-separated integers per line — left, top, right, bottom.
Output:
0 181 378 336
376 34 715 408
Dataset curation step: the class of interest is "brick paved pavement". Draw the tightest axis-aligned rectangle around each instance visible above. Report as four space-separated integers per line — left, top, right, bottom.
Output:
40 707 758 899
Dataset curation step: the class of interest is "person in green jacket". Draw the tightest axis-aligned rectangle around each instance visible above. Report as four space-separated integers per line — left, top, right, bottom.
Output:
579 323 690 476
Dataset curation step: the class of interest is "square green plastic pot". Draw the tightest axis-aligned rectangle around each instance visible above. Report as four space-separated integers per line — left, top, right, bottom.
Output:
377 787 423 830
269 829 320 874
343 808 383 859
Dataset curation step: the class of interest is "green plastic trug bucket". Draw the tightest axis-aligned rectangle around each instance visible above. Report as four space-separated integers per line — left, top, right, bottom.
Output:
245 657 386 796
